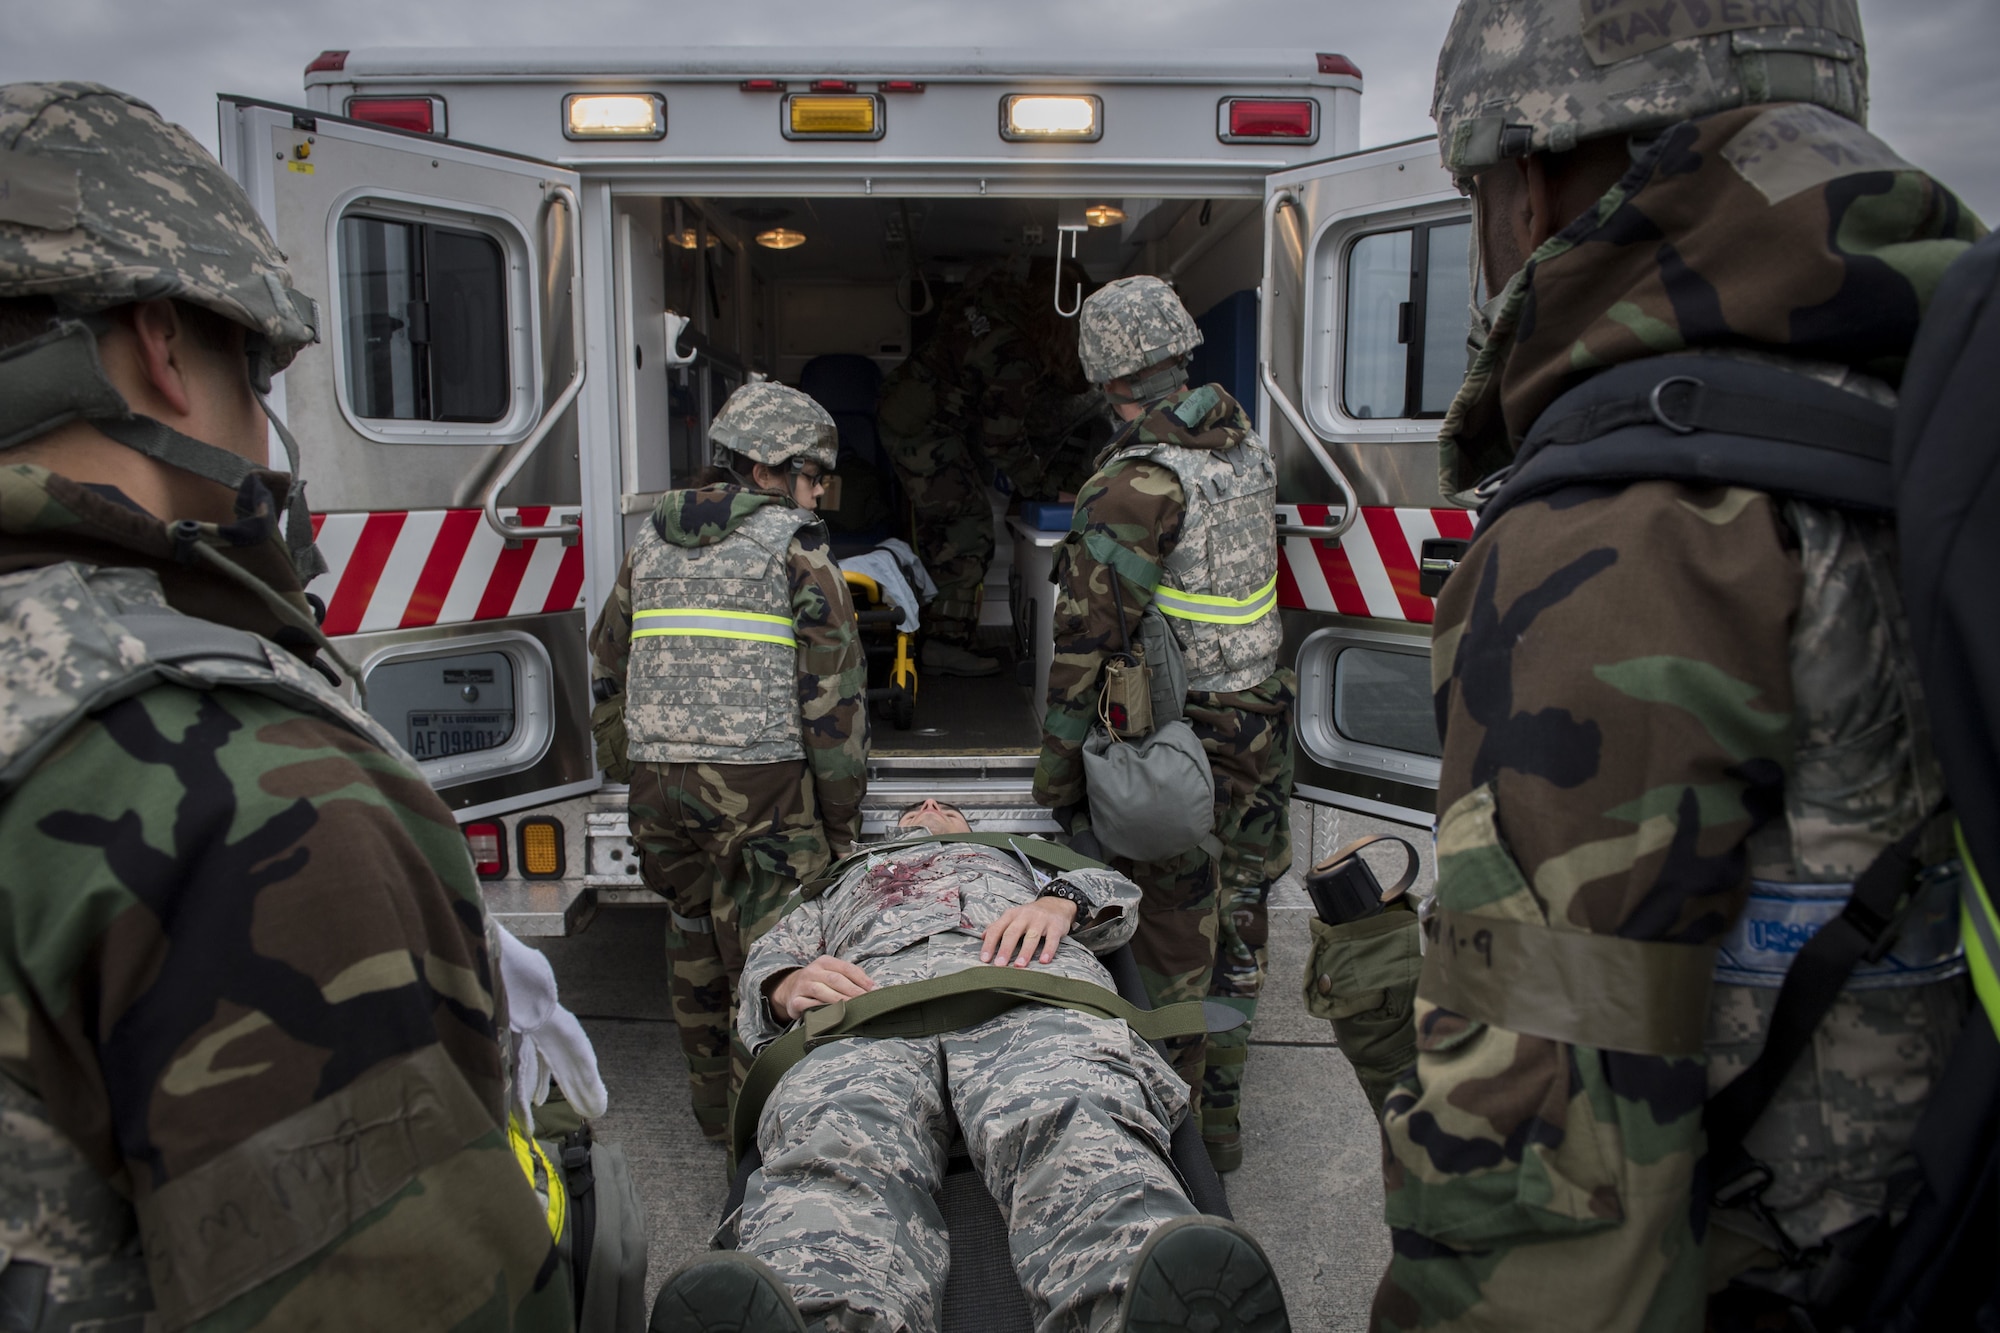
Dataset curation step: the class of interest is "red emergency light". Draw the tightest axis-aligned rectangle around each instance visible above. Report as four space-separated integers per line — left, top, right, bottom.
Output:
306 50 349 74
1227 99 1315 139
347 96 442 136
740 79 786 92
1316 53 1364 80
879 81 926 94
1218 98 1317 145
811 79 858 93
464 820 508 878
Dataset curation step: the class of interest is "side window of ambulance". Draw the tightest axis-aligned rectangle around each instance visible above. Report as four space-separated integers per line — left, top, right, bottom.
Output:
338 215 509 424
1342 220 1471 421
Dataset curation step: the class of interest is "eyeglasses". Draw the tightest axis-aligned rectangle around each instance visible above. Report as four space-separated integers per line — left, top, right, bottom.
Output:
790 463 830 488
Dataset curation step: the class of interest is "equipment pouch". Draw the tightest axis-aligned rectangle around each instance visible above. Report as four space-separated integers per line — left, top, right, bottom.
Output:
1081 717 1214 862
1304 900 1422 1117
1101 655 1154 738
589 695 633 785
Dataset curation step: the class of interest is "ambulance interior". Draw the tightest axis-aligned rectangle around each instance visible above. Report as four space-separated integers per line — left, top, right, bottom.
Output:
614 193 1268 762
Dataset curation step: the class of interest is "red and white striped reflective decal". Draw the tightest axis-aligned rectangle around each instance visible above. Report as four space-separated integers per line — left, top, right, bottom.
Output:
1276 505 1476 625
306 507 586 638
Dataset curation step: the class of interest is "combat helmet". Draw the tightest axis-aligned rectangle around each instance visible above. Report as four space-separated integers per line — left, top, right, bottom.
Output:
0 82 324 574
1076 275 1203 403
1433 0 1868 181
708 381 838 473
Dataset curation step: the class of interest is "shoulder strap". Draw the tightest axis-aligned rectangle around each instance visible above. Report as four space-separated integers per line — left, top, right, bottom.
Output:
730 964 1206 1166
801 831 1109 900
1478 356 1897 531
1706 814 1938 1208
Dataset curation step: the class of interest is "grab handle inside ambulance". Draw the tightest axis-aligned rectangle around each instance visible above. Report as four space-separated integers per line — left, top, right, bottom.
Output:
481 182 587 543
1259 187 1359 542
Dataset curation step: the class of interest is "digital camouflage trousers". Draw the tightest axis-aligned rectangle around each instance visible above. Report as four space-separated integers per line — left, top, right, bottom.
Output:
627 759 832 1140
1118 670 1295 1148
740 1004 1193 1333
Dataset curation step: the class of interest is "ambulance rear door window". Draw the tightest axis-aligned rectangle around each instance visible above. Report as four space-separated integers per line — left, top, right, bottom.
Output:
1341 219 1471 421
340 215 509 424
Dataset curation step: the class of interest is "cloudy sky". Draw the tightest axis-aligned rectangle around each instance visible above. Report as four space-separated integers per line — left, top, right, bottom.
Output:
8 0 1997 220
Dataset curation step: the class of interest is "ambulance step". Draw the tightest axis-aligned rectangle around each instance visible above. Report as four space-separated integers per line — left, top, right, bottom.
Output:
484 881 595 938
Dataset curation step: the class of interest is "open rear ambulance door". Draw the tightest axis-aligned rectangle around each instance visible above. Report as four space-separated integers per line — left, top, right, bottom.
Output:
219 97 598 823
1259 137 1472 826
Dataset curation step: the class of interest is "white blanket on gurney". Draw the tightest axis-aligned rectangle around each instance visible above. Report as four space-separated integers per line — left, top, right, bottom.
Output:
838 539 937 634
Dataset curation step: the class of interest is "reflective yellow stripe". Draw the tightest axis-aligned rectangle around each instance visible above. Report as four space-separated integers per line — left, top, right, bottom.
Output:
508 1117 566 1242
632 608 797 647
1153 574 1278 625
1958 822 2000 1039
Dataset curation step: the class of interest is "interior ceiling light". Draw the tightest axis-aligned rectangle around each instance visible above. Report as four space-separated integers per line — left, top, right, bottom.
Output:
756 227 807 250
668 229 719 250
1083 204 1125 228
563 93 666 140
1001 94 1101 142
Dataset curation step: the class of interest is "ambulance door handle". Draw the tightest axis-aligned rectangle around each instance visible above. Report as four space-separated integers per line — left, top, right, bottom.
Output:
1260 186 1359 542
482 182 587 544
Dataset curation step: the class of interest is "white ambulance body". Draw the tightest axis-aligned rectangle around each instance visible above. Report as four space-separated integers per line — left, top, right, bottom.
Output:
216 47 1471 935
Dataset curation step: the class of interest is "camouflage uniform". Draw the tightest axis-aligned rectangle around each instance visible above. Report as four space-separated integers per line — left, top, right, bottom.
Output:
735 839 1195 1333
0 83 564 1331
1373 10 1985 1323
590 480 866 1140
1031 381 1295 1160
877 266 1101 647
0 464 570 1332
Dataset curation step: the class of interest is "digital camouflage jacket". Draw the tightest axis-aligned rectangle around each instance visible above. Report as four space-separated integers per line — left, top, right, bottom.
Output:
736 837 1146 1053
0 465 567 1332
1375 106 1984 1331
590 484 867 851
1032 384 1288 813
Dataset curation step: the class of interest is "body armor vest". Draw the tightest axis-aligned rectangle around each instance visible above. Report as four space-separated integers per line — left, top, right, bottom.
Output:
0 559 409 1329
624 504 819 764
1109 434 1280 693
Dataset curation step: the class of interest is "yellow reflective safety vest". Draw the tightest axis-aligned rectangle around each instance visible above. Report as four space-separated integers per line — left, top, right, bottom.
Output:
1109 432 1281 693
624 503 820 764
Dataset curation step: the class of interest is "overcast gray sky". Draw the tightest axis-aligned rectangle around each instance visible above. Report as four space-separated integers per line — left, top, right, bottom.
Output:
7 0 1996 220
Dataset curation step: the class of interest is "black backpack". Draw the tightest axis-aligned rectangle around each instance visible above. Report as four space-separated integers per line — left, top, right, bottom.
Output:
1469 231 2000 1331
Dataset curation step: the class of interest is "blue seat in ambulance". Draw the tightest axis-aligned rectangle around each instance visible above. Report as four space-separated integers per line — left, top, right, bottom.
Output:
799 353 902 552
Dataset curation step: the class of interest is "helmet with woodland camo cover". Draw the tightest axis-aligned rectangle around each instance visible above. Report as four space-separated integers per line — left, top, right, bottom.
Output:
1432 0 1869 181
708 380 838 471
1076 275 1203 387
0 82 318 367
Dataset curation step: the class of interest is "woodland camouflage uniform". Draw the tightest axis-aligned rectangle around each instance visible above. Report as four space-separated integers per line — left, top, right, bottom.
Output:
733 838 1195 1333
0 83 564 1331
877 265 1103 647
589 482 866 1141
1373 7 1985 1326
1032 382 1295 1164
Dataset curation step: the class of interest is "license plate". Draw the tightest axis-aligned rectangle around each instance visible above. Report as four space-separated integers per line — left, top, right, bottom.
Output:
407 711 513 759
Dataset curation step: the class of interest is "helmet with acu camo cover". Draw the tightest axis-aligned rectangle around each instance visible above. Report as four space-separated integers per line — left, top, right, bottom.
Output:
1076 275 1203 396
1433 0 1869 181
708 381 839 472
0 82 325 576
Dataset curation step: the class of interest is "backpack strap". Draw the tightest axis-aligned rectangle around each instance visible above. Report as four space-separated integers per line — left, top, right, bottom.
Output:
730 964 1206 1166
1477 356 1898 532
800 830 1109 901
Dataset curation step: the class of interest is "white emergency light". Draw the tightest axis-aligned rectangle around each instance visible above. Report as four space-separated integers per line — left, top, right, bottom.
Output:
1001 95 1101 142
563 93 666 140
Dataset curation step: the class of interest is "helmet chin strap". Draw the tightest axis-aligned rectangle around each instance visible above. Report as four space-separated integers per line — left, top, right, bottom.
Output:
0 318 327 581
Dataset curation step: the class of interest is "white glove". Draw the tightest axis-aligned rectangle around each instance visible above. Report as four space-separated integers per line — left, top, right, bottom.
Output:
495 924 609 1125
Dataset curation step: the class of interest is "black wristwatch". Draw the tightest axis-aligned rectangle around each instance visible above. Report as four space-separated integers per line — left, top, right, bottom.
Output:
1038 879 1092 913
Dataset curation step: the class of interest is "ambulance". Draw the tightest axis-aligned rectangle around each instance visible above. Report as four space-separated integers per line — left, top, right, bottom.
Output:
215 47 1472 935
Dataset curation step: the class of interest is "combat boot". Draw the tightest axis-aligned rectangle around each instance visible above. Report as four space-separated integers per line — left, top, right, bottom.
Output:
1118 1214 1290 1333
649 1252 809 1333
921 639 1000 677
